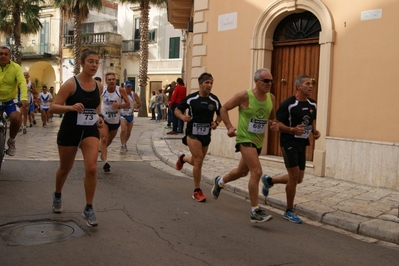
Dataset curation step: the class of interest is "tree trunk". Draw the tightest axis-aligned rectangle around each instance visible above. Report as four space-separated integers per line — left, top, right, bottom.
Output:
137 0 150 117
13 3 22 65
72 7 82 75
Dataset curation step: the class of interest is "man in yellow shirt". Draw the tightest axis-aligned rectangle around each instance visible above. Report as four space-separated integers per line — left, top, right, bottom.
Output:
0 46 28 156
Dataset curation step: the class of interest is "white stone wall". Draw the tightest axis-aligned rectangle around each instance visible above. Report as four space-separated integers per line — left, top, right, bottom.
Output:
208 128 241 160
326 137 399 190
209 132 399 191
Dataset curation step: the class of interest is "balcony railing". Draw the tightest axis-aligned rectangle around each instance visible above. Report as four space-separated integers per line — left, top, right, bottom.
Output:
147 59 182 74
63 32 122 47
122 39 140 53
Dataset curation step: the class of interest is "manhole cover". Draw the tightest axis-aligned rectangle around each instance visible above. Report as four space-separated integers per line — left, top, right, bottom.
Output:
0 220 87 246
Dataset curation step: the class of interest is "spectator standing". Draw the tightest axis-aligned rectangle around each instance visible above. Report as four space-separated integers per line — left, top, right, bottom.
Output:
164 81 176 128
149 91 156 120
167 78 186 135
162 88 168 122
155 89 163 122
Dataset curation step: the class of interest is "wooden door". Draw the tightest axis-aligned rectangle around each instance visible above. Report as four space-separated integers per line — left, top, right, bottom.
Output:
267 39 320 161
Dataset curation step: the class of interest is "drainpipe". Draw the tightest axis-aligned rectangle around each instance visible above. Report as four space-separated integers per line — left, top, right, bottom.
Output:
181 30 187 84
102 49 105 81
59 13 63 91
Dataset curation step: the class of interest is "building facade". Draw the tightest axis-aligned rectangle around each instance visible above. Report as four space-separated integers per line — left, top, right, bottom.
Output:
62 0 122 85
0 0 62 93
119 3 183 104
167 0 399 190
1 0 183 105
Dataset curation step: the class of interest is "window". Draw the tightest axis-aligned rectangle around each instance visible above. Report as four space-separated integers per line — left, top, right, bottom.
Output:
149 30 156 43
39 20 49 54
169 37 180 59
133 19 157 50
134 18 140 51
82 23 94 34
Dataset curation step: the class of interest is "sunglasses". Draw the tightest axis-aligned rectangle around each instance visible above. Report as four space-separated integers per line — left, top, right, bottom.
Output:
258 78 273 84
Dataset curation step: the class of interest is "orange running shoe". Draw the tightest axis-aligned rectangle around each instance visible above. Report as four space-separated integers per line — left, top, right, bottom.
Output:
192 189 206 202
176 151 185 170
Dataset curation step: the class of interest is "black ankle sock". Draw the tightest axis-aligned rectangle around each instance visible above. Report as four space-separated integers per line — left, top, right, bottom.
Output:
180 155 185 164
85 204 93 211
54 192 61 198
267 178 273 186
194 188 201 192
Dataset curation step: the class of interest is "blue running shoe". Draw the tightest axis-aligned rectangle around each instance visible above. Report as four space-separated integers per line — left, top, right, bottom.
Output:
261 174 273 197
283 209 302 224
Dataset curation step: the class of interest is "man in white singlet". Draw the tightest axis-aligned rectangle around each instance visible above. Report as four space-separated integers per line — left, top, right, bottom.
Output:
99 72 129 172
38 85 53 128
119 80 141 154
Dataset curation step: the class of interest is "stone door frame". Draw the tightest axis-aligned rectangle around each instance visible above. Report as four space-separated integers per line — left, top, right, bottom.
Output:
251 0 335 176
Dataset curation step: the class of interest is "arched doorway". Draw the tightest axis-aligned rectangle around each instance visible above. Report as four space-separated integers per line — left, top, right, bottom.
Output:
251 0 335 176
267 11 321 161
28 61 57 92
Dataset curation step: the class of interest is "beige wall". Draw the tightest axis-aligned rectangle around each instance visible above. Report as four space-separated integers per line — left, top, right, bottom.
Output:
328 0 399 142
181 0 399 190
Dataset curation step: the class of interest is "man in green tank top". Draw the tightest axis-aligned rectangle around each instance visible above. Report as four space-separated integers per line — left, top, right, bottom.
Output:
211 68 279 223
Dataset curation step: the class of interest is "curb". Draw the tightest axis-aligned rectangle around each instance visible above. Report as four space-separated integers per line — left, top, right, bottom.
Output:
151 127 399 245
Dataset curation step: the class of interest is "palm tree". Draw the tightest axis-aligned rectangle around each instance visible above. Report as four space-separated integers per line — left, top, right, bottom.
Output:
53 0 102 75
119 0 166 117
0 0 44 65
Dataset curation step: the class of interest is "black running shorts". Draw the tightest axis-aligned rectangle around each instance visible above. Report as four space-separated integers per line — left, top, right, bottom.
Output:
57 124 99 146
281 145 306 170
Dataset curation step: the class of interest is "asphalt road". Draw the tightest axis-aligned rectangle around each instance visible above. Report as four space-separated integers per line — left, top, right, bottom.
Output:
1 160 399 266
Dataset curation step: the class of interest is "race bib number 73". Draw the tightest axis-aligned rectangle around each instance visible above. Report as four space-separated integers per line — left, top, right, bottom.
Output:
77 109 99 126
